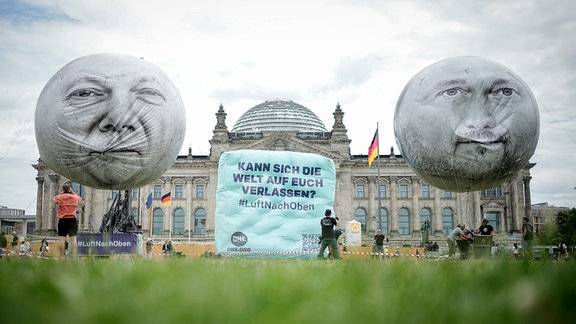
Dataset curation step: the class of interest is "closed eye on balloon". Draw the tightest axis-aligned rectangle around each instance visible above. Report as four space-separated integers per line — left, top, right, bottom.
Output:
66 88 105 107
135 88 165 106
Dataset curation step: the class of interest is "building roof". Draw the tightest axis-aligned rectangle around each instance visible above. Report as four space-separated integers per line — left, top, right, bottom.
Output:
231 99 327 133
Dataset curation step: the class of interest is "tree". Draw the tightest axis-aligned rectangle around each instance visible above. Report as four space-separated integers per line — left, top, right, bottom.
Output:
537 221 558 246
557 208 576 248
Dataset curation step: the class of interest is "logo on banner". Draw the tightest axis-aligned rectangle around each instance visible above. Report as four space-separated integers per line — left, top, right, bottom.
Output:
231 231 248 246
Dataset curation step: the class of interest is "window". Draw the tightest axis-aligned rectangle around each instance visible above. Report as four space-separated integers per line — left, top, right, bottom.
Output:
379 185 387 198
444 191 452 198
70 182 86 198
112 190 119 199
481 186 502 198
398 208 410 234
421 185 430 198
485 212 499 231
195 208 207 234
153 185 162 199
442 208 454 234
152 208 163 235
173 208 185 235
399 184 409 198
420 208 432 232
70 182 85 218
196 185 205 199
355 184 365 198
175 184 183 199
354 208 366 232
26 222 35 234
132 188 139 199
376 208 388 235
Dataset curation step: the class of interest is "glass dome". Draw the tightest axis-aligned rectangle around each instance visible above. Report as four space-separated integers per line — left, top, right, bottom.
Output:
231 99 327 133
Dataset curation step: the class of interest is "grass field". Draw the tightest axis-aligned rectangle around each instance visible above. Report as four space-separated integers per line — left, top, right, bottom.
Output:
1 257 575 324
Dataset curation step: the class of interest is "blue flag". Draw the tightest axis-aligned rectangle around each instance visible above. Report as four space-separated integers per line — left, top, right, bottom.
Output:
145 193 152 209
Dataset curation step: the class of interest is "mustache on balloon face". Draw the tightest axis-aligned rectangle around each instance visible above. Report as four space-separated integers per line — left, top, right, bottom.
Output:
453 127 510 146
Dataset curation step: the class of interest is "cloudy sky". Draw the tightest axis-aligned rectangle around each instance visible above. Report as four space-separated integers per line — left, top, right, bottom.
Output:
1 0 575 214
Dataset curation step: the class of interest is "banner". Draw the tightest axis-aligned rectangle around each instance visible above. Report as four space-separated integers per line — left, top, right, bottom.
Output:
215 150 336 258
77 233 141 256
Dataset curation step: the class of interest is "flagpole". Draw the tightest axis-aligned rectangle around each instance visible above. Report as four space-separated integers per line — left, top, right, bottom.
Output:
376 122 382 231
147 191 153 239
188 196 191 243
137 187 141 227
167 192 172 241
149 205 153 239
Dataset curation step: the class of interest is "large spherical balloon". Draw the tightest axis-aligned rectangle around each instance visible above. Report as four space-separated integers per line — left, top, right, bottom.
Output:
394 56 539 192
35 53 186 189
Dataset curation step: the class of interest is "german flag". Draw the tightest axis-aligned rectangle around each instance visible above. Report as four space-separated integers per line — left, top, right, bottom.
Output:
367 129 378 166
161 192 171 207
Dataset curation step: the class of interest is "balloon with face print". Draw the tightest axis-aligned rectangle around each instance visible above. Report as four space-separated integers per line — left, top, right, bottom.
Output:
35 53 186 189
394 56 539 192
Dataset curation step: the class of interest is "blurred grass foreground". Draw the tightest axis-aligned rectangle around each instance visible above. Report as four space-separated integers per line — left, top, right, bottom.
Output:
1 257 575 324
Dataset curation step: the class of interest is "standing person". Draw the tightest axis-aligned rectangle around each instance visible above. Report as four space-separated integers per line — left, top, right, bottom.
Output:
477 218 496 241
558 241 568 260
521 216 534 259
19 239 31 255
40 238 49 257
447 224 473 258
328 227 343 258
373 229 385 259
0 232 7 257
146 238 153 258
512 243 520 259
318 209 339 259
53 183 82 257
11 231 19 253
162 240 173 256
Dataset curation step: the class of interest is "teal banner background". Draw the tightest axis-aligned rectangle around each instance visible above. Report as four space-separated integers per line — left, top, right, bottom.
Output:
215 150 336 258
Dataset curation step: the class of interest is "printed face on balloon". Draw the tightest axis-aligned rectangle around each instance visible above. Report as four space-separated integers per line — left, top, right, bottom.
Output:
394 57 539 191
35 54 186 189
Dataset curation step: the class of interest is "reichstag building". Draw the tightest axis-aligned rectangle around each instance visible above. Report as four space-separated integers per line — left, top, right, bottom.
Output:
33 99 534 244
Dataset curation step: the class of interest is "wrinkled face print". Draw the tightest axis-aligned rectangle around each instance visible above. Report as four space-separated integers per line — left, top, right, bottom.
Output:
394 57 539 192
35 53 186 189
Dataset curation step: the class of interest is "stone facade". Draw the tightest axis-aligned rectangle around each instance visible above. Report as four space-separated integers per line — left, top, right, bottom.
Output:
32 101 534 245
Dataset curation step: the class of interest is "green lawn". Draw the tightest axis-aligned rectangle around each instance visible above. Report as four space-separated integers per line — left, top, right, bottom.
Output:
1 257 574 324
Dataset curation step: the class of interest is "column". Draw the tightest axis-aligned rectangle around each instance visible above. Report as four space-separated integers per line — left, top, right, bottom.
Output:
509 178 519 231
411 179 420 236
35 177 44 233
433 188 443 235
389 178 399 237
368 176 376 234
186 177 193 237
48 174 60 232
523 176 532 219
472 191 480 227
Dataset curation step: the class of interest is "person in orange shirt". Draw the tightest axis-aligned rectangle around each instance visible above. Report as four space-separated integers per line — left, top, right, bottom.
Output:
53 183 82 257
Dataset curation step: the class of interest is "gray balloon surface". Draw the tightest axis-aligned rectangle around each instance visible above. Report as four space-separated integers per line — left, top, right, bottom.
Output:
35 53 186 189
394 56 539 192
